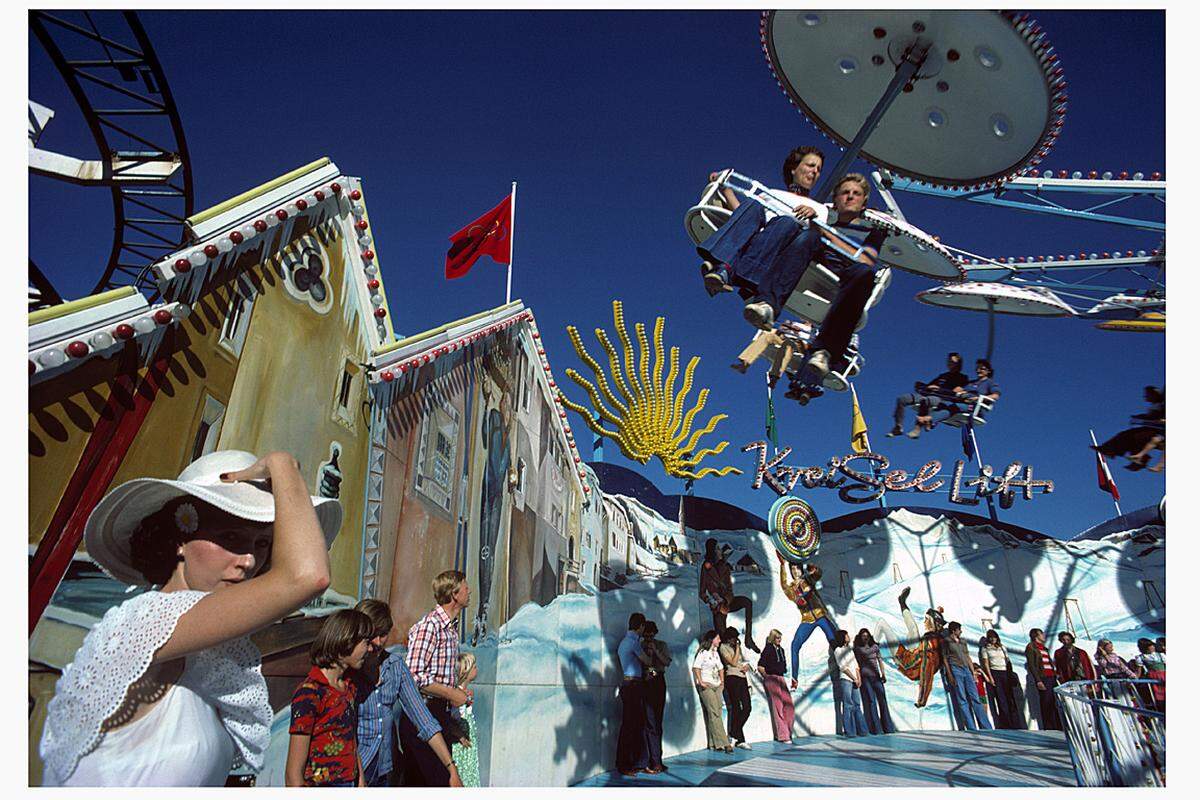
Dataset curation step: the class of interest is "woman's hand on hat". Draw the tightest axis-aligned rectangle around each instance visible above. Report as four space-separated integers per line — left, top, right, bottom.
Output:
219 451 299 483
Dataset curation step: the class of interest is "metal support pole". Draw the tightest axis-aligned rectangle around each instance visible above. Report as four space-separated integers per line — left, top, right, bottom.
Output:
985 300 996 363
969 426 999 522
815 42 930 203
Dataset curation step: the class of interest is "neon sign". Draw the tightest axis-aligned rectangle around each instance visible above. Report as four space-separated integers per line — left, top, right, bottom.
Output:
742 441 1054 507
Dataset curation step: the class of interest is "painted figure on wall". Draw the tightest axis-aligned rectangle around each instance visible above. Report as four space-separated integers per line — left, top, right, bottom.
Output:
473 361 514 644
873 588 950 707
776 553 837 687
700 539 759 653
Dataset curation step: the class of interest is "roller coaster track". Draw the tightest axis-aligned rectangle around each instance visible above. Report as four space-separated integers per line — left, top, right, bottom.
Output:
29 10 194 300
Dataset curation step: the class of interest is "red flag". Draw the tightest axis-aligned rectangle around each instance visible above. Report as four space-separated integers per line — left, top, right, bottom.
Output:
444 194 513 279
1096 450 1121 501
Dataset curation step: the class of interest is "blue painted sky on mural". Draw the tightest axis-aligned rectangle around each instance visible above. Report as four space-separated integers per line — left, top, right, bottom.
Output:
28 9 1165 537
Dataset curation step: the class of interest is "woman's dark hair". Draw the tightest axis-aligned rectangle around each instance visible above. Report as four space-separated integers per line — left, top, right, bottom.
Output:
128 501 188 585
355 598 394 640
723 626 739 642
1137 637 1155 654
947 621 962 634
976 358 994 377
128 496 271 585
834 629 850 648
642 621 658 638
985 629 1002 645
782 145 825 185
854 628 875 647
699 629 719 650
1058 631 1075 645
311 609 374 668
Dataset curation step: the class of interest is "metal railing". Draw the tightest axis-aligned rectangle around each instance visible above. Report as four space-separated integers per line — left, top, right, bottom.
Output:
1055 678 1165 786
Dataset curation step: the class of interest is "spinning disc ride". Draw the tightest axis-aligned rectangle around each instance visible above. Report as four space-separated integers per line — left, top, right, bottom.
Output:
688 11 1064 403
762 10 1065 198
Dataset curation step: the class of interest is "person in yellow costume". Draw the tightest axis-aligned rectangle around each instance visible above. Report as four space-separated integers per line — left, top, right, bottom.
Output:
776 553 838 689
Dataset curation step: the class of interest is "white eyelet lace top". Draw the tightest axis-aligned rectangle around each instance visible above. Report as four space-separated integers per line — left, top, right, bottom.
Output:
39 590 271 786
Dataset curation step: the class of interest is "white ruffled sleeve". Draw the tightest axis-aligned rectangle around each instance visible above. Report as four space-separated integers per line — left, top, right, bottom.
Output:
183 634 271 771
39 590 208 784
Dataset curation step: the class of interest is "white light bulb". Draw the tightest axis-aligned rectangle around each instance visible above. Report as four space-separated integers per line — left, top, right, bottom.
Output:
38 349 67 368
133 316 157 334
216 238 234 254
188 250 207 267
240 224 257 240
90 331 115 350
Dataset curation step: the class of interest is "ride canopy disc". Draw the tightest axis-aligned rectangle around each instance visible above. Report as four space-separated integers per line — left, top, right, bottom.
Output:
769 495 822 564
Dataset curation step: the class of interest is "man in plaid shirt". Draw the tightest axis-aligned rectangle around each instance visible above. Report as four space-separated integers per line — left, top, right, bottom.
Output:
400 570 473 786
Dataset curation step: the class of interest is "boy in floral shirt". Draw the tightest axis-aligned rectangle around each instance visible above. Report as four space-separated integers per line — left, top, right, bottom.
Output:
286 610 374 786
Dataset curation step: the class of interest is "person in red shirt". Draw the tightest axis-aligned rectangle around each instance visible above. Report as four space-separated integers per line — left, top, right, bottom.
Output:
1053 631 1097 683
286 610 374 787
1024 628 1062 730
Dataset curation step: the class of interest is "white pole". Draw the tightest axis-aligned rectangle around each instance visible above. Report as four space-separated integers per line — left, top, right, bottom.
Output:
1090 429 1122 517
505 181 516 305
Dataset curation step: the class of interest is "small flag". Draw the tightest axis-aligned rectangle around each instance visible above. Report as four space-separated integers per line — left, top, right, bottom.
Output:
766 389 779 451
445 194 513 279
1096 448 1121 501
850 384 869 454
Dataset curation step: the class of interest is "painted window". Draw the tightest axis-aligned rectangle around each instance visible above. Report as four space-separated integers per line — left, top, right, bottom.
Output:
415 398 459 512
191 394 227 462
515 457 527 494
551 505 564 536
218 290 254 356
332 358 361 429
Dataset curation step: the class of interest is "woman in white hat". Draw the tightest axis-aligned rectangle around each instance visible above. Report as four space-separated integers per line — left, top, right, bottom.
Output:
39 450 342 786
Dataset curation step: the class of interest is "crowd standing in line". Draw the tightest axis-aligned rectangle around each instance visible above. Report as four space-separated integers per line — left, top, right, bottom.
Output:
641 621 673 772
853 629 895 734
400 570 472 787
757 629 794 743
978 630 1025 729
350 598 458 787
719 627 754 749
286 609 373 786
944 622 993 732
693 629 734 754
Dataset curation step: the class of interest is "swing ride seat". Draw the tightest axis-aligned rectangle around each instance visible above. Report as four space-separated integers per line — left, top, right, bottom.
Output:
778 320 862 392
685 170 891 332
939 394 997 428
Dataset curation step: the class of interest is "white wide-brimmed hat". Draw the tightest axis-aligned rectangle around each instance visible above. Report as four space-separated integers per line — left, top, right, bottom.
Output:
84 450 343 586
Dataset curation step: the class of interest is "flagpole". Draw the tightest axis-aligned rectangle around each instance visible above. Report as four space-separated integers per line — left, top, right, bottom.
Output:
1091 429 1123 517
505 181 516 304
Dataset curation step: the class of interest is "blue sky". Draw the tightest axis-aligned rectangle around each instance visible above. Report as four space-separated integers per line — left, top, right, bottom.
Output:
28 9 1165 537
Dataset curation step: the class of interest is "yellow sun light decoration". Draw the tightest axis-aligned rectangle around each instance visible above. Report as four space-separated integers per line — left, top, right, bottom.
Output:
558 300 742 480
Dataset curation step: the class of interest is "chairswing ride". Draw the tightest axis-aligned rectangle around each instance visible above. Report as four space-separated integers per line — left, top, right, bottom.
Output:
684 9 1164 428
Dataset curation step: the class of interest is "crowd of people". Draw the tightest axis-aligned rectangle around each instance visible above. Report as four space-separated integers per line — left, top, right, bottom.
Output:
614 598 1166 776
284 572 480 788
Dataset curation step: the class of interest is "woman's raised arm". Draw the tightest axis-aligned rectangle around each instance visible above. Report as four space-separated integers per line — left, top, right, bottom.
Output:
156 452 331 662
